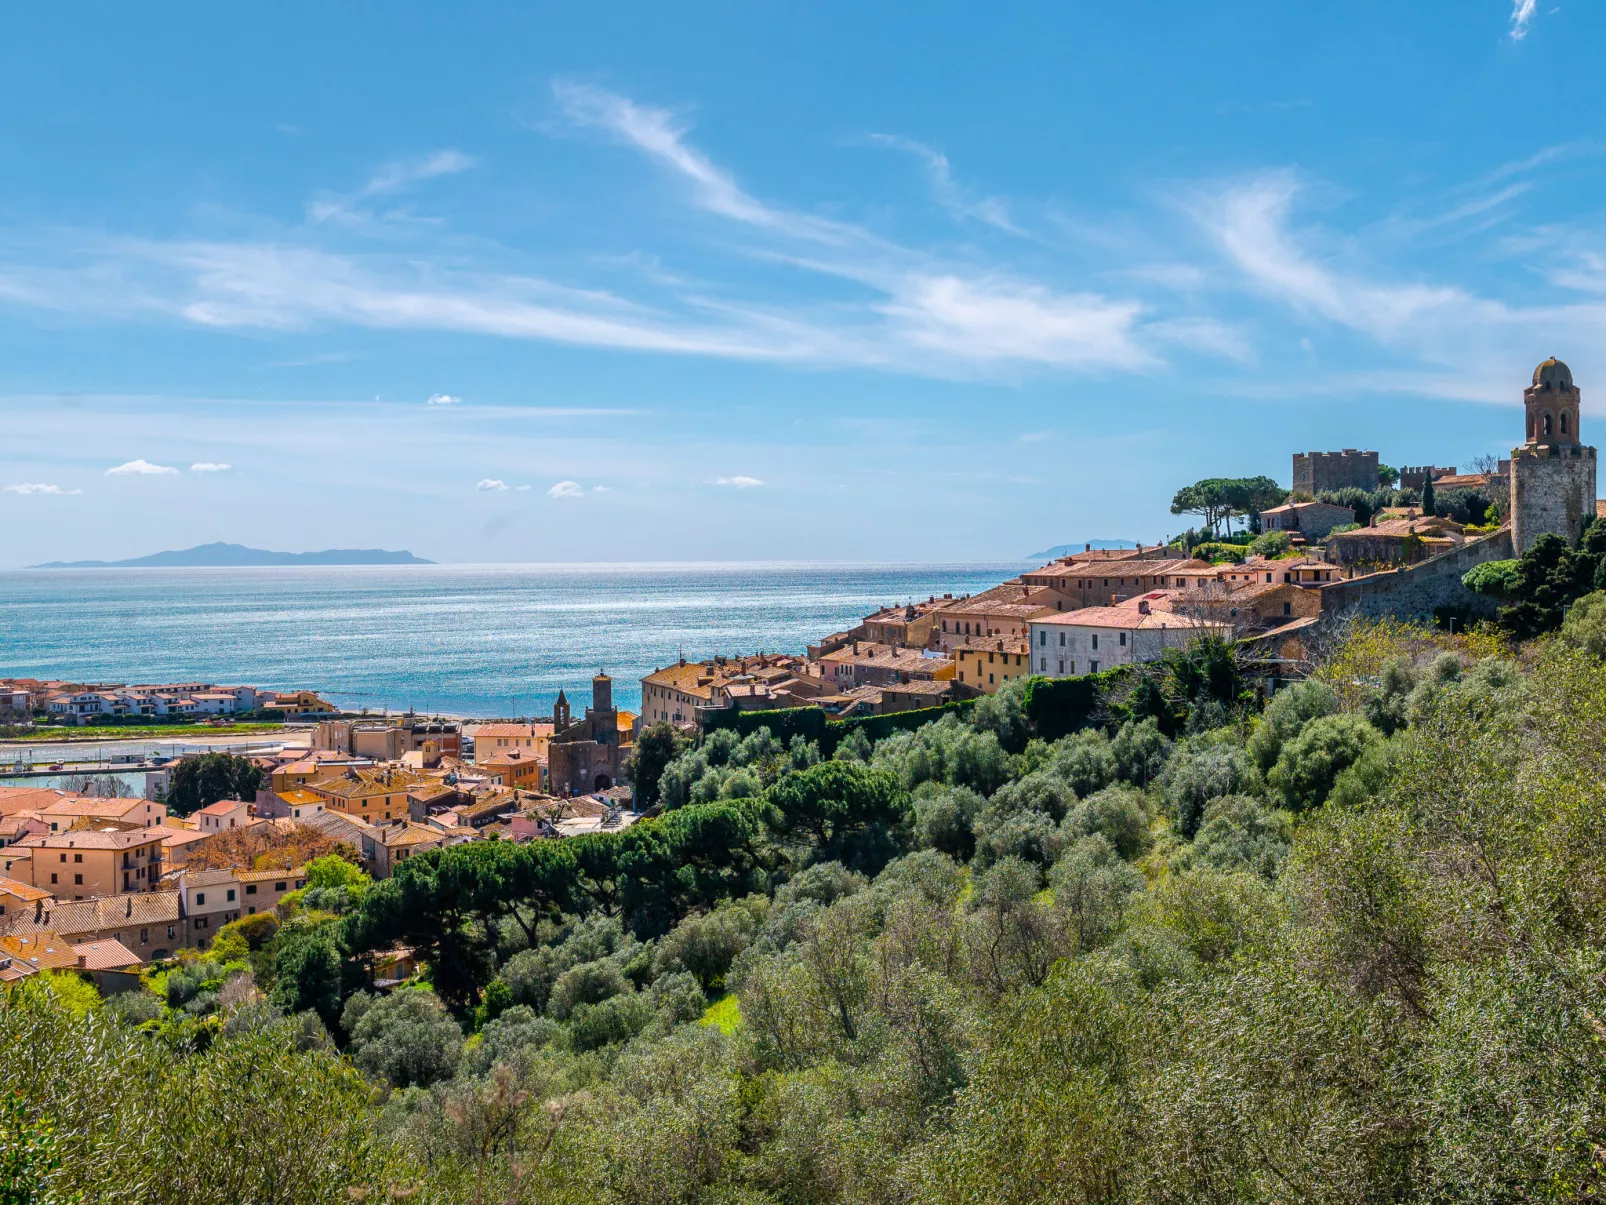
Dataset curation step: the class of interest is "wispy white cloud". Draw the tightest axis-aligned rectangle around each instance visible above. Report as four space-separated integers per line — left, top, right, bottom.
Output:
515 484 532 491
309 149 477 226
592 484 611 492
364 150 477 196
106 459 178 476
427 393 462 406
1509 0 1538 39
547 480 584 498
863 133 1020 234
190 462 231 472
714 475 764 488
1194 168 1606 392
476 478 508 492
4 482 81 495
0 85 1237 380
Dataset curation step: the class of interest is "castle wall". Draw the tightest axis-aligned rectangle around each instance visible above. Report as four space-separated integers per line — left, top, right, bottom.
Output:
1293 449 1378 495
1510 445 1597 554
1316 529 1514 624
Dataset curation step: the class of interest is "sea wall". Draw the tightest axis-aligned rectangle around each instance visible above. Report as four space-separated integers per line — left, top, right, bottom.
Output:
1317 529 1515 624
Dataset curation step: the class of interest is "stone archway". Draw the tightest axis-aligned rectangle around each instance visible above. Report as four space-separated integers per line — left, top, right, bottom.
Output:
593 774 612 792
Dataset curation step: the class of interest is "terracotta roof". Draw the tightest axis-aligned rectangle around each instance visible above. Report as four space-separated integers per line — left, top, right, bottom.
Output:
0 787 69 818
71 939 141 971
275 789 324 806
182 868 240 888
0 878 52 903
236 866 303 884
473 723 553 739
0 932 78 971
1033 607 1228 631
24 829 164 851
162 829 213 849
386 824 446 849
198 799 246 816
1260 501 1354 516
307 767 425 800
38 796 160 820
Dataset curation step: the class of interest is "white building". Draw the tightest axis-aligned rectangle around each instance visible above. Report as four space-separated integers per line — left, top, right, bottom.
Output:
1027 599 1231 678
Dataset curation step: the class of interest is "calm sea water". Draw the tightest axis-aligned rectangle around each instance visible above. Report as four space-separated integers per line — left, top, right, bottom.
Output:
0 563 1024 717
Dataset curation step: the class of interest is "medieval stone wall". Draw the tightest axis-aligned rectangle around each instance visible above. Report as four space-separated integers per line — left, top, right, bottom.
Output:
1293 449 1378 495
1510 444 1597 554
1316 529 1514 624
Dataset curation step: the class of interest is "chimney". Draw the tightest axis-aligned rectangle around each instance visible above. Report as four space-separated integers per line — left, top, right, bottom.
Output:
1085 543 1091 552
1139 599 1150 615
1110 592 1117 606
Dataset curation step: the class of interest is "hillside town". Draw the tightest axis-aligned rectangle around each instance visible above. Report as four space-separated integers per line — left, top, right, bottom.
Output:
0 357 1596 985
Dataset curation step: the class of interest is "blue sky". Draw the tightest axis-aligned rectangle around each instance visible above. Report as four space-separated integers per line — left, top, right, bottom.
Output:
1 0 1602 566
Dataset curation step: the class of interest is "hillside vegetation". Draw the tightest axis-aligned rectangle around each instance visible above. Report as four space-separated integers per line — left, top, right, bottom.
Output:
8 617 1606 1204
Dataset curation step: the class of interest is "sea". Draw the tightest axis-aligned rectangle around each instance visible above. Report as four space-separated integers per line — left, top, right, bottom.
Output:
0 563 1027 718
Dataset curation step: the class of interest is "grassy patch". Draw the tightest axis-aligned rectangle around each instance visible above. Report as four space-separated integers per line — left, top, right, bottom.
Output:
1 723 287 743
699 993 742 1034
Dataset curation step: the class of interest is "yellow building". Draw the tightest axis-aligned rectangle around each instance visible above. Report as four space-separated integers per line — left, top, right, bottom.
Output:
954 640 1032 692
306 766 425 823
23 828 165 900
267 690 337 714
479 747 544 791
472 722 553 764
0 877 52 921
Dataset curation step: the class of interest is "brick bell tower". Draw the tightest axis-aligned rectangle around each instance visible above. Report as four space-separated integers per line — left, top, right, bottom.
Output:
1510 357 1597 554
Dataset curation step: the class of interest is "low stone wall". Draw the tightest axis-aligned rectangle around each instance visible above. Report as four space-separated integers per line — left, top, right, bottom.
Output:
1317 529 1515 624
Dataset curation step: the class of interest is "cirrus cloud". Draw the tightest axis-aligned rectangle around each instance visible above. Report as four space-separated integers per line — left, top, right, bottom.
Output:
106 459 178 476
476 478 508 492
714 475 764 488
427 393 462 406
190 462 232 472
4 482 82 496
547 480 584 498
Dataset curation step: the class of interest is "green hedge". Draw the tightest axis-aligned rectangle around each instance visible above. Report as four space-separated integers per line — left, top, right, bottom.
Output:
701 705 828 745
1022 668 1131 741
702 698 977 755
829 699 976 749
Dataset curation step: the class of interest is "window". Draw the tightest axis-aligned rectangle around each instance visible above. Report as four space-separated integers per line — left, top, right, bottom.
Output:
73 853 82 863
1283 601 1292 616
75 874 83 885
1038 631 1046 646
1059 632 1066 647
1058 659 1065 675
196 892 206 905
1119 632 1127 646
988 673 995 685
245 884 257 895
139 928 149 943
196 917 209 930
1040 657 1047 671
1090 660 1099 672
167 926 176 940
1091 633 1100 650
50 874 58 884
59 853 66 863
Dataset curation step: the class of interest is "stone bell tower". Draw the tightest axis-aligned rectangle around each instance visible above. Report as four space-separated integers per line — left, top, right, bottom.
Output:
1510 357 1597 554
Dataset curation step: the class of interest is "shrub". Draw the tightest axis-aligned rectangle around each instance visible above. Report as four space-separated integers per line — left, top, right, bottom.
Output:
1268 713 1382 811
1247 678 1338 772
547 959 631 1021
1161 741 1257 838
342 988 463 1088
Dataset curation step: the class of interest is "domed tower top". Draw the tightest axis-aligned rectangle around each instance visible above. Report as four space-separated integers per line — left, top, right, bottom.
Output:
1523 356 1581 446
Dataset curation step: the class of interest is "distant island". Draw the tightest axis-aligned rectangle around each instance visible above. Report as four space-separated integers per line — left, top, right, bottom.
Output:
1024 539 1140 560
31 542 434 568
